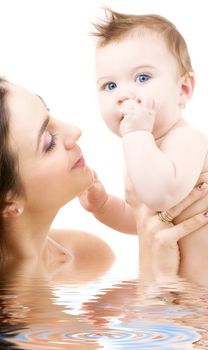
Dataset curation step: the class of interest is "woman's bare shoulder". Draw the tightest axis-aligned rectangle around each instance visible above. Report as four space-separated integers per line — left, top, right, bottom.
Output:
49 229 115 262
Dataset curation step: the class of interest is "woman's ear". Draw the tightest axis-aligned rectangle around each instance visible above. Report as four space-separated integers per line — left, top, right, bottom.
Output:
1 191 24 218
1 203 24 217
179 72 195 108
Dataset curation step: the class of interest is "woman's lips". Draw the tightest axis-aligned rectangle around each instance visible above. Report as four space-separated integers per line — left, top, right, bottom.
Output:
72 156 85 169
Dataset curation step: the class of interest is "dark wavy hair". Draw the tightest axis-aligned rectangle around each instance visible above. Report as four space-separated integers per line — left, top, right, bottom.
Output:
0 78 24 227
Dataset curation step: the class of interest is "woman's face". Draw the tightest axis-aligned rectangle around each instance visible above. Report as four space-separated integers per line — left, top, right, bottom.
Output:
7 83 93 213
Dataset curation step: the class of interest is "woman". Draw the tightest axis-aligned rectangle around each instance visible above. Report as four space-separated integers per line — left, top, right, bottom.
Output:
0 77 115 274
0 77 208 281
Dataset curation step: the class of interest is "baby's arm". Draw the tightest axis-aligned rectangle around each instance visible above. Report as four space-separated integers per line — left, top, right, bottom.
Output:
123 125 207 210
79 174 137 234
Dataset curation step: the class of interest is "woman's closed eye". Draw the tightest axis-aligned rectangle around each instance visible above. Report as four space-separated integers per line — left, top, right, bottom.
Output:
135 73 151 84
44 131 57 153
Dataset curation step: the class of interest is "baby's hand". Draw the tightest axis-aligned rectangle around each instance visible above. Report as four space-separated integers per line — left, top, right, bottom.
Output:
119 94 157 136
79 172 108 213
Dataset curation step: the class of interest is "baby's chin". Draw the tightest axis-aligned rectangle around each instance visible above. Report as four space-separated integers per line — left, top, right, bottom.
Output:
110 126 121 138
102 119 121 137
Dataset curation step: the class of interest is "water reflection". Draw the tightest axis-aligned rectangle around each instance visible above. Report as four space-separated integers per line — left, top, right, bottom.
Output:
1 259 208 349
0 276 28 350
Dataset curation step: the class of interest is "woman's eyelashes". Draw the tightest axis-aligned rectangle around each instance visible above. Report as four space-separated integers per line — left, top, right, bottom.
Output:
44 131 57 153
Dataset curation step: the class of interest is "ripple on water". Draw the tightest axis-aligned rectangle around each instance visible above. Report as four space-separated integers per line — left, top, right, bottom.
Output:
11 322 200 350
70 324 200 349
1 276 207 349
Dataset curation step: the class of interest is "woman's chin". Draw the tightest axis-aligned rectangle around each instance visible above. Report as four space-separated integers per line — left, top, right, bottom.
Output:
79 165 94 191
86 167 95 189
64 165 94 202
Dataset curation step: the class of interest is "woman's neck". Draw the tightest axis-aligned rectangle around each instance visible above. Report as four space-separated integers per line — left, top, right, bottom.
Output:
2 211 55 261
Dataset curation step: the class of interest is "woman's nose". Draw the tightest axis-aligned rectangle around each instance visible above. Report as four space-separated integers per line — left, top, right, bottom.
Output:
64 124 81 149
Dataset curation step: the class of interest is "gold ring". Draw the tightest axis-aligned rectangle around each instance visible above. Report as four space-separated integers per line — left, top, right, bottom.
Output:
157 210 173 223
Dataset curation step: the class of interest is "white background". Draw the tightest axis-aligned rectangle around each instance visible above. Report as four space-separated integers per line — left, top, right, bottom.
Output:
1 0 208 264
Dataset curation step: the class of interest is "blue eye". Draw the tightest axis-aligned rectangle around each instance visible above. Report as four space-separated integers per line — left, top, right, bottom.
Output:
136 74 150 83
105 82 117 91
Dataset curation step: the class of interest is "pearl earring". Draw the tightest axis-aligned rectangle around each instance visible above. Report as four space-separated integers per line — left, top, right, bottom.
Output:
13 207 23 215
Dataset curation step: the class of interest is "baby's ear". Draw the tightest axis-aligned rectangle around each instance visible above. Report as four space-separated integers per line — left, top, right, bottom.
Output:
179 72 195 108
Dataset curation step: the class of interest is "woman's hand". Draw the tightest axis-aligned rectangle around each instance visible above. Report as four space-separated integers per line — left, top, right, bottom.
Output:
174 173 208 224
139 181 208 283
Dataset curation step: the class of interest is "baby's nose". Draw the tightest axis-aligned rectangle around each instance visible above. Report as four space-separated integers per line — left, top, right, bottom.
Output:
117 90 136 104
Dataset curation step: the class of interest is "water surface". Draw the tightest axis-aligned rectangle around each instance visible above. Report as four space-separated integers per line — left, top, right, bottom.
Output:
1 260 208 349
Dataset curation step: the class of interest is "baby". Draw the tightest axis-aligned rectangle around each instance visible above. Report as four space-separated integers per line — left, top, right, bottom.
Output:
80 9 208 282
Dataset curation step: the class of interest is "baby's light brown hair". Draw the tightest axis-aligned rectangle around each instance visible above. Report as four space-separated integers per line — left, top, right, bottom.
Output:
92 8 193 76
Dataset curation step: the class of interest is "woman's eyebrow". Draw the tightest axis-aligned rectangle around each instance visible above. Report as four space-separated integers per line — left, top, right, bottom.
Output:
36 116 50 152
36 94 50 111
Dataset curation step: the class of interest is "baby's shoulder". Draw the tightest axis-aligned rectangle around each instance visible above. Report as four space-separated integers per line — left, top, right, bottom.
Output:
162 123 208 146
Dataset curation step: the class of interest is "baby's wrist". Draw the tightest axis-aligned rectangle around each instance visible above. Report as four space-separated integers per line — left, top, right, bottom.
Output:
122 129 153 137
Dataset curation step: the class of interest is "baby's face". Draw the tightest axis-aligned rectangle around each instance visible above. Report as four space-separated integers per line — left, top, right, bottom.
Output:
95 31 183 138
